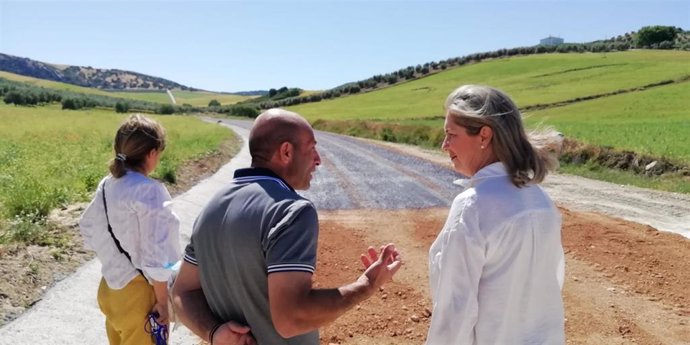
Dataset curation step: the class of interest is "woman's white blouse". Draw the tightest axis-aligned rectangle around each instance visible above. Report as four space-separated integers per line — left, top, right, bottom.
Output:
427 162 565 345
79 171 181 289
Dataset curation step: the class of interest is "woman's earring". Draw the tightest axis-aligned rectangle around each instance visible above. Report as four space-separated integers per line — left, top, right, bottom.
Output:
480 145 485 149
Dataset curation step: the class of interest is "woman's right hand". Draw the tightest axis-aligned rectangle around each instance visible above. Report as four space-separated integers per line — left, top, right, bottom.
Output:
150 301 169 325
211 321 255 345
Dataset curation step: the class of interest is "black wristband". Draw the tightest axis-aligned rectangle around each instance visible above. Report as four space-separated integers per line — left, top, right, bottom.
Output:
209 322 223 345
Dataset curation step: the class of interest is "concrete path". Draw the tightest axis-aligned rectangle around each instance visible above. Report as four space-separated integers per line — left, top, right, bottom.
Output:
0 124 251 345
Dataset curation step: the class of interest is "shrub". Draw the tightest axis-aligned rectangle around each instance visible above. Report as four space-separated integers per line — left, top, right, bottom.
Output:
229 105 259 118
379 127 396 142
157 104 175 114
636 25 680 48
115 101 130 113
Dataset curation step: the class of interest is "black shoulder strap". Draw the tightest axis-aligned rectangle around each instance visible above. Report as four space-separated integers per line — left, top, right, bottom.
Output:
102 182 145 278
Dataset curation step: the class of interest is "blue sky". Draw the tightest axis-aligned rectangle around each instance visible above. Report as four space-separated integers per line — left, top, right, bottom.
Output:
0 0 688 92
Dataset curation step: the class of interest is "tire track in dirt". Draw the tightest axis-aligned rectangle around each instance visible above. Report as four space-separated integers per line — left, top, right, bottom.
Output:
560 209 689 344
563 258 688 345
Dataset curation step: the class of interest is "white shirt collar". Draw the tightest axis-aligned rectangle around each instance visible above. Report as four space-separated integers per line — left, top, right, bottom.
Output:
452 162 508 189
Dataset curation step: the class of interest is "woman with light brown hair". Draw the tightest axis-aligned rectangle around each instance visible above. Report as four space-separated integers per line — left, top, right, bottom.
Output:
426 85 565 344
80 114 180 344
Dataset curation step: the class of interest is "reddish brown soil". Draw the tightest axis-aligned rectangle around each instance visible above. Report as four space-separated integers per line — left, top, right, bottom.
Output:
314 208 690 345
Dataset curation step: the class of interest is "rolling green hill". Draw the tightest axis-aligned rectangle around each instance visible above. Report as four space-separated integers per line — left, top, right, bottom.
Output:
287 50 690 193
287 50 689 120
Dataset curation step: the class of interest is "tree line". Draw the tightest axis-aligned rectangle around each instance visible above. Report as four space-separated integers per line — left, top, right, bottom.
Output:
0 78 168 113
249 26 686 110
0 78 260 118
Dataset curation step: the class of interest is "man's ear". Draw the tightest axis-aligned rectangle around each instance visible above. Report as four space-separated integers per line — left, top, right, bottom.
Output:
278 141 293 164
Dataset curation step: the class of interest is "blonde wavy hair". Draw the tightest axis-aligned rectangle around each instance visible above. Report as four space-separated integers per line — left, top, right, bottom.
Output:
445 85 562 187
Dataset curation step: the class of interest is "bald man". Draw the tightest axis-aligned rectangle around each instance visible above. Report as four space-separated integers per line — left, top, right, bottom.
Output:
172 109 402 345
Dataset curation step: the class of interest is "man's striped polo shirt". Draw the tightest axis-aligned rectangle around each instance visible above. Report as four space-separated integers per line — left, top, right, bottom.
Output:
184 167 319 345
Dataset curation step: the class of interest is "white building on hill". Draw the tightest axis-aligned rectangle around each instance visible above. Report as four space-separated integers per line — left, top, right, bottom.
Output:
540 36 564 46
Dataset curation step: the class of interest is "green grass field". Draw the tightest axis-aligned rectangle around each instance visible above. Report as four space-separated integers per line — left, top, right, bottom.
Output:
0 103 234 225
390 79 690 192
287 50 690 120
525 80 690 162
388 80 690 162
0 71 254 106
293 50 690 193
291 50 690 163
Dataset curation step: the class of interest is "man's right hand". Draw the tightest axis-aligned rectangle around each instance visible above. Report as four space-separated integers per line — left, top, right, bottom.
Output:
211 321 256 345
358 243 402 292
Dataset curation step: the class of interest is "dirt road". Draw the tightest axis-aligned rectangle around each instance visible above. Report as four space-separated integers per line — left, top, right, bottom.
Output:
313 208 689 345
226 120 690 344
1 120 688 344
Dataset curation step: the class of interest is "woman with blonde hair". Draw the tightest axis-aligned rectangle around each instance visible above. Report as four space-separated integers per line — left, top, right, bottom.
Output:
427 85 565 344
80 114 180 344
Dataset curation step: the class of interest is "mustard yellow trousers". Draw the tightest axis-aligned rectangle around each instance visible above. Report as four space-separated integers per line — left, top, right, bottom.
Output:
97 275 157 345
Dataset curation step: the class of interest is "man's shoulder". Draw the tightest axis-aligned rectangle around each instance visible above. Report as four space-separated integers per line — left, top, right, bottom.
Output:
199 181 316 226
263 198 317 232
232 179 313 208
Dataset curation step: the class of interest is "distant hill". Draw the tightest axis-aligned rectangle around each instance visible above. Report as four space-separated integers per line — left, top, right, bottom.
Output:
0 53 200 91
231 90 268 96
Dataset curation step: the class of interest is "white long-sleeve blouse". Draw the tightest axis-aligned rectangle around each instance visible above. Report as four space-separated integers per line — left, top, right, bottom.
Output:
427 162 565 345
79 171 181 289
